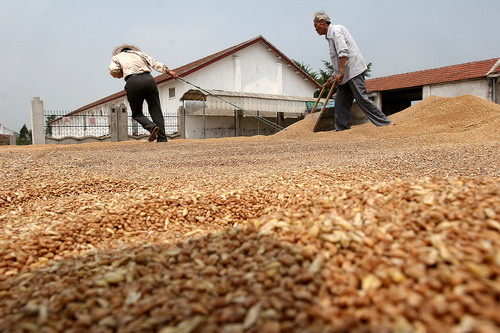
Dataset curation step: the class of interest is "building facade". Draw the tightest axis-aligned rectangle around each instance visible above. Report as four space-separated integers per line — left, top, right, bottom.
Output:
366 58 500 116
44 36 320 142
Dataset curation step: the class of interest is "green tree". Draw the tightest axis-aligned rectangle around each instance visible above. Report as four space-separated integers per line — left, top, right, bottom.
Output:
317 60 333 86
297 60 374 98
45 115 57 136
364 63 373 78
16 124 32 145
293 60 318 82
314 60 335 98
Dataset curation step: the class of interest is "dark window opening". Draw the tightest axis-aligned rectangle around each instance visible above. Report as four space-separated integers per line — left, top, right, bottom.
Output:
381 87 423 116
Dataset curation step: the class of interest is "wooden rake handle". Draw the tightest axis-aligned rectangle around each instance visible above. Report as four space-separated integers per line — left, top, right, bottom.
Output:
310 86 326 114
319 81 336 114
312 81 337 133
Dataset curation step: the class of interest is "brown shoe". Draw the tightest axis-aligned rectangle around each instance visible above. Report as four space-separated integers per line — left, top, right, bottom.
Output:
148 127 160 142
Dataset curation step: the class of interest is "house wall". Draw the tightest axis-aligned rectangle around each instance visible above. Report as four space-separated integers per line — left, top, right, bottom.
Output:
423 79 490 100
184 114 299 139
494 78 500 104
181 100 303 139
172 42 317 139
186 116 235 139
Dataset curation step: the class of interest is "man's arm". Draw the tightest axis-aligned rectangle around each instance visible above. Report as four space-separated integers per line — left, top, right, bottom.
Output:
336 56 347 83
326 56 347 86
108 58 123 79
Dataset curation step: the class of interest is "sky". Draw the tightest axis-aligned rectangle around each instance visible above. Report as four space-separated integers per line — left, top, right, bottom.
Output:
0 0 499 132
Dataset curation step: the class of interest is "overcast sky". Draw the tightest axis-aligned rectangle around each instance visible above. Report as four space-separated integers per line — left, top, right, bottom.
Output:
1 0 499 132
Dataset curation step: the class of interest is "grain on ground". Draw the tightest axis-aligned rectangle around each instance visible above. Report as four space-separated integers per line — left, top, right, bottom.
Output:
0 95 499 332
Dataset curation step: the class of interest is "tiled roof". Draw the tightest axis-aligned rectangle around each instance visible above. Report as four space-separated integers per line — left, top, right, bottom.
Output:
72 36 320 114
366 58 500 92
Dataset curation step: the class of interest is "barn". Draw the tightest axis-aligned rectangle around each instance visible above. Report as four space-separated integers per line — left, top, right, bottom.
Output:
366 58 500 116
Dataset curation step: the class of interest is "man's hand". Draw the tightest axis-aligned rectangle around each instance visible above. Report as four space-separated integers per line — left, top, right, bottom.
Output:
324 75 336 87
335 71 344 83
110 70 123 79
169 70 179 80
324 72 344 88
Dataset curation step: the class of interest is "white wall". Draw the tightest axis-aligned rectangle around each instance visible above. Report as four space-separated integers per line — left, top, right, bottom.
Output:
0 124 16 135
495 78 500 103
160 41 317 139
160 42 317 110
184 114 294 139
423 80 490 100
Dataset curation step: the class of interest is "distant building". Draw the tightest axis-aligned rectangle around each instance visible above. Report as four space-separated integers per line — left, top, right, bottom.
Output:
48 36 320 141
366 58 500 115
0 124 18 145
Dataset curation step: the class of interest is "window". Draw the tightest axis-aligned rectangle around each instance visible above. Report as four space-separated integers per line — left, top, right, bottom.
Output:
169 88 175 99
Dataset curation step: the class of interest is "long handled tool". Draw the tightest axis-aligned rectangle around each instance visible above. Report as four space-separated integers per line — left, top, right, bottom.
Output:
178 77 286 131
308 85 327 116
305 82 337 132
313 81 336 132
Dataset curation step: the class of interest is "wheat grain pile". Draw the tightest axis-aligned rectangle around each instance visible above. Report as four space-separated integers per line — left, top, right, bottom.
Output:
0 95 499 332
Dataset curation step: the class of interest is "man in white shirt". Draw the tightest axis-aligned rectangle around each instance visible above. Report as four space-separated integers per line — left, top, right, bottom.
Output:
109 44 179 142
313 12 392 131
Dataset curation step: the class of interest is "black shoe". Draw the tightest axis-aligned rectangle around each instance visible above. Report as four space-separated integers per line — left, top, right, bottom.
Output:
148 127 160 142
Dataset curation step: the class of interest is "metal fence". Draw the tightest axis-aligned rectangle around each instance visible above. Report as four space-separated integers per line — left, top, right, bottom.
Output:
44 110 178 139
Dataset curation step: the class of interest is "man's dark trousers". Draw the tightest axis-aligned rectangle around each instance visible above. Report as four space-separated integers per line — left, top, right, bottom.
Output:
334 73 392 131
125 73 167 141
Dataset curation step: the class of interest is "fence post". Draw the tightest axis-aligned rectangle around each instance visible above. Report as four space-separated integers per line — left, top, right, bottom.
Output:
277 112 285 131
118 103 128 141
178 106 186 139
31 97 45 145
235 109 243 136
109 104 118 142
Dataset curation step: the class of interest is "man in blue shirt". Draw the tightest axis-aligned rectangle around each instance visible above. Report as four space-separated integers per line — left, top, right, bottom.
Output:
314 11 392 131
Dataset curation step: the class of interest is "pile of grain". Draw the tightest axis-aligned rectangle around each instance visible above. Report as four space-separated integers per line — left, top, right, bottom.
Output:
272 118 316 140
391 95 499 127
0 95 499 332
275 94 500 144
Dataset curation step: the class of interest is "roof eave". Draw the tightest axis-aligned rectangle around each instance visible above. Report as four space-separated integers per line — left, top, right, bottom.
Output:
367 75 492 93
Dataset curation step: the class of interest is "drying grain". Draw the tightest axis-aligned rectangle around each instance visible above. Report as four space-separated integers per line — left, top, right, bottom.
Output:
0 95 499 332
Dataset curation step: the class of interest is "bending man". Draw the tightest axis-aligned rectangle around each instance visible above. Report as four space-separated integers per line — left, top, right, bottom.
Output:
313 12 392 131
109 44 179 142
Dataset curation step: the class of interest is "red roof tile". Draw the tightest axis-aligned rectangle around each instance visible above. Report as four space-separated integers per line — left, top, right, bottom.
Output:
72 36 320 115
366 58 499 92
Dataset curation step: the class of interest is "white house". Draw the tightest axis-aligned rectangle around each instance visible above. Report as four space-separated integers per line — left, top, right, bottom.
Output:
47 36 320 142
